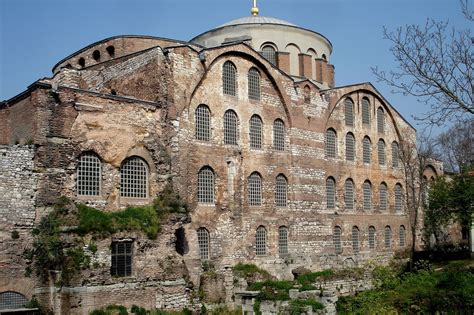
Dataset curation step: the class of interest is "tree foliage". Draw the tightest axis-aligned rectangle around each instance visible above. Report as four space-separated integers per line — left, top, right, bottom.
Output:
435 119 473 173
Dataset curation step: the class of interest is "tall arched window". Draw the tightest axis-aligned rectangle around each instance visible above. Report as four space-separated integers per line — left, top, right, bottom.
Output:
345 98 354 126
197 228 210 260
275 174 288 207
345 132 355 161
278 226 289 256
222 61 237 96
325 128 337 158
345 178 354 210
363 180 372 211
392 141 399 168
395 183 403 212
334 226 342 254
378 139 386 165
368 226 376 250
363 136 372 164
256 226 267 256
377 107 385 133
120 156 148 198
248 68 261 101
248 172 262 206
273 119 285 151
362 98 370 125
384 226 392 248
198 166 215 204
249 115 263 149
326 177 336 209
0 291 28 310
195 105 211 141
379 182 388 211
399 225 406 247
352 226 360 254
261 45 277 65
224 110 239 145
303 85 311 103
77 151 101 196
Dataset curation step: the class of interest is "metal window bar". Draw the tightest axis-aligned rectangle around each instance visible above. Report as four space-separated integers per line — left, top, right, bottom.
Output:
395 184 403 212
363 137 371 164
224 110 238 145
223 61 237 96
249 115 263 149
273 119 285 151
325 129 337 158
362 98 370 125
0 291 28 310
352 226 360 254
345 133 355 161
198 167 215 204
256 226 267 256
334 226 342 254
275 174 288 207
278 227 289 256
377 107 385 133
197 228 210 260
261 46 276 65
368 226 376 250
363 181 372 210
345 98 354 126
378 140 386 165
248 68 261 101
399 226 406 247
345 179 354 210
77 152 101 196
326 177 335 209
392 142 399 168
384 226 392 249
120 157 148 198
111 241 132 277
248 172 262 206
195 105 210 141
379 183 387 211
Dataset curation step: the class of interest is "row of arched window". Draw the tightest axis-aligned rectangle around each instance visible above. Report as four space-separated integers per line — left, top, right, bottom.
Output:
195 105 286 151
344 98 386 133
326 178 403 212
325 130 400 167
334 225 406 254
223 61 262 101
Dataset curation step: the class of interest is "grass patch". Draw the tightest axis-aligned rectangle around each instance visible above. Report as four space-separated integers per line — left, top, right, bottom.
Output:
289 299 324 313
233 263 272 283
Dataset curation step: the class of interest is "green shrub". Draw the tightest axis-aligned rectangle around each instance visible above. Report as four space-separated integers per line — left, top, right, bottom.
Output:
289 299 324 313
233 263 272 283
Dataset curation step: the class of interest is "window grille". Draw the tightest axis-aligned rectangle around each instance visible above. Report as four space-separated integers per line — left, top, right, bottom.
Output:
345 98 354 126
77 152 101 196
368 226 376 250
378 139 386 165
195 105 211 141
111 241 132 277
222 61 237 96
197 228 210 260
249 115 263 149
278 226 289 256
352 226 360 254
363 180 372 211
377 107 385 133
334 226 342 254
363 136 371 164
0 291 28 310
248 172 262 206
120 156 148 198
273 119 285 151
326 177 336 209
275 174 288 207
362 98 370 125
261 45 277 65
256 226 267 256
224 110 239 145
248 68 261 101
392 142 399 168
345 133 355 161
379 183 388 211
303 85 311 103
384 226 392 249
325 129 337 158
395 184 403 212
198 167 215 204
399 225 406 247
345 179 354 210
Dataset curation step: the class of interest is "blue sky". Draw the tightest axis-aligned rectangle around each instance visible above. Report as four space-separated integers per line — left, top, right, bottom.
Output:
0 0 469 133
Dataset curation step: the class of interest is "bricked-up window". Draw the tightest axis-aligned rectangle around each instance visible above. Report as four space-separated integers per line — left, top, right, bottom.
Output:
77 152 101 196
399 225 406 247
362 98 370 125
111 241 132 277
195 105 211 141
378 139 386 165
275 174 288 207
363 180 372 211
304 85 311 103
224 110 239 145
198 166 215 204
384 226 392 249
326 177 336 209
248 172 262 206
345 178 355 210
278 226 289 256
392 141 399 168
352 226 360 254
345 98 354 126
395 183 403 212
363 136 371 164
377 107 385 133
325 128 337 158
333 226 342 254
256 226 267 256
368 226 376 250
345 132 355 161
120 156 148 198
222 61 237 96
273 119 285 151
379 182 388 211
197 227 210 260
249 115 263 149
248 68 261 101
261 45 277 65
0 291 28 310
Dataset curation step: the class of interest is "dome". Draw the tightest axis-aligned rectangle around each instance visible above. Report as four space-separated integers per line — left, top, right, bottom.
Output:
219 16 296 28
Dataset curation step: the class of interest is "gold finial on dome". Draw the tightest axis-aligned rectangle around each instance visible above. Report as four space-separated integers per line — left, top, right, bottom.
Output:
251 0 259 16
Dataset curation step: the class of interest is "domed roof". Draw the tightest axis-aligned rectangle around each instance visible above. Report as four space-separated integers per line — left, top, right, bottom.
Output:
219 16 296 28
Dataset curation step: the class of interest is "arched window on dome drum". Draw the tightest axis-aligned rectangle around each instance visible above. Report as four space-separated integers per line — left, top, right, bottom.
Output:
345 98 354 126
345 178 354 210
325 129 337 158
363 136 371 164
120 156 148 198
392 141 399 168
368 226 376 250
333 226 342 254
198 166 215 204
378 139 386 165
256 226 267 256
278 226 289 256
273 119 285 151
275 174 288 207
379 182 388 211
326 177 336 209
0 291 28 310
384 226 392 249
77 151 101 196
363 180 372 211
222 61 237 96
377 107 385 133
352 226 360 254
195 105 210 141
248 68 261 101
261 45 277 65
249 115 263 149
362 98 370 125
248 172 262 206
345 132 355 161
197 227 210 260
224 110 239 145
395 183 403 212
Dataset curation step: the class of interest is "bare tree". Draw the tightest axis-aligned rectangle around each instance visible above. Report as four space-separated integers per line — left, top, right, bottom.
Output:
372 0 473 127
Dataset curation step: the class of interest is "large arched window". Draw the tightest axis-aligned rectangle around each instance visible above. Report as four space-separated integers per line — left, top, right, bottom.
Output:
273 119 285 151
248 68 261 101
334 226 342 254
248 172 262 206
384 226 392 249
379 182 388 211
352 226 360 254
249 115 263 149
198 166 215 204
362 98 370 125
345 178 355 210
345 98 354 126
392 141 399 168
261 45 277 65
345 132 355 161
195 105 211 141
399 225 406 247
363 180 372 211
325 128 337 158
120 156 148 198
326 177 336 209
256 226 267 256
378 139 386 165
363 136 372 164
0 291 28 310
197 227 210 260
395 183 403 212
377 107 385 133
368 226 376 250
275 174 288 207
278 226 289 256
77 151 101 196
222 61 237 96
224 110 239 145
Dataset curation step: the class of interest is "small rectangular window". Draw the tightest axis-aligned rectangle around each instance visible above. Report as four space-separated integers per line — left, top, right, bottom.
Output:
111 241 132 277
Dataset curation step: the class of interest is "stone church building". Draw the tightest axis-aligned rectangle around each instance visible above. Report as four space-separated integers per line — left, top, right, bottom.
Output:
0 3 438 314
